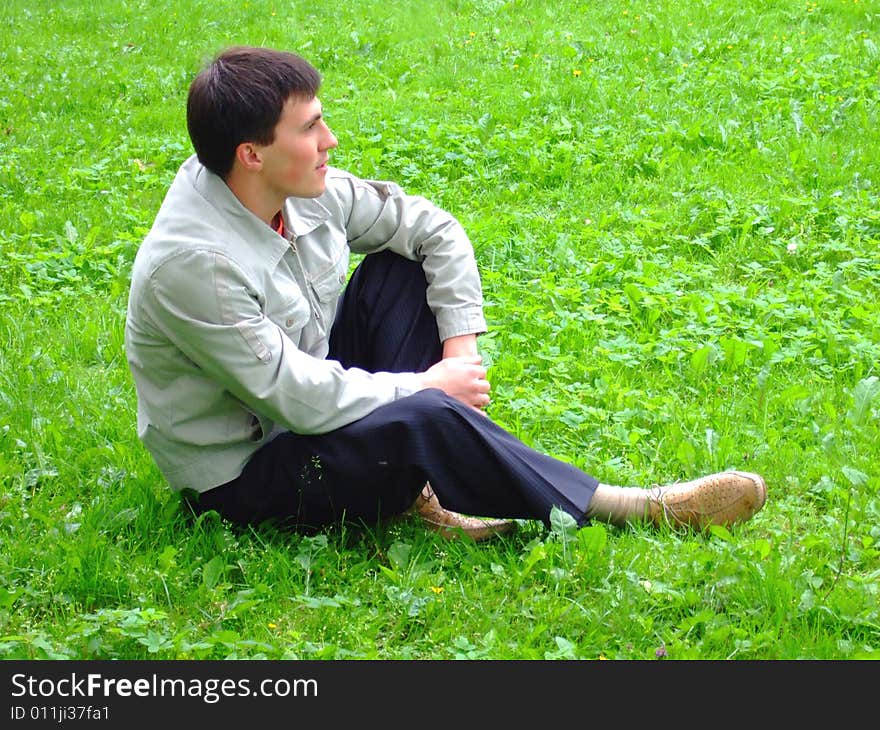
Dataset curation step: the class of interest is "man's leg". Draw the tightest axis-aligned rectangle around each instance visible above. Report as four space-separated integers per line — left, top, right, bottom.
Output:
195 387 766 532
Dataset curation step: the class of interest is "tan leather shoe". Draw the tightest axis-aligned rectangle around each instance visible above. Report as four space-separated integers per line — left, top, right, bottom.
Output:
647 470 767 530
407 484 516 542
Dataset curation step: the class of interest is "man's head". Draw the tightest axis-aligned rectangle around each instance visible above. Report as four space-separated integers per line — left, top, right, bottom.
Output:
187 46 323 180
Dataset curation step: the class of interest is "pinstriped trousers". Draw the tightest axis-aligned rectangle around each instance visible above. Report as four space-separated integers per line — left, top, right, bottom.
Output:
194 251 598 530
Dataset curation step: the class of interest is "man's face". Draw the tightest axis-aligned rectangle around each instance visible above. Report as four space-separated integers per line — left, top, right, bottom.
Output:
256 95 338 198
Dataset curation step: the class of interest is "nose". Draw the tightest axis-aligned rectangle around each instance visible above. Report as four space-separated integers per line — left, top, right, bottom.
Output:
322 124 338 151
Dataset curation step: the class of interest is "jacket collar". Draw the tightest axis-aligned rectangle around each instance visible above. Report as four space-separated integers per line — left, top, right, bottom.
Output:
284 195 331 237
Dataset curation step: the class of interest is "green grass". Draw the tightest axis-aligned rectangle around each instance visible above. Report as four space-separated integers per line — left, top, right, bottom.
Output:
0 0 878 660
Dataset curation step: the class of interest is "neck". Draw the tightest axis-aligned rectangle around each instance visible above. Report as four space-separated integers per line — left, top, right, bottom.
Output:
225 168 282 227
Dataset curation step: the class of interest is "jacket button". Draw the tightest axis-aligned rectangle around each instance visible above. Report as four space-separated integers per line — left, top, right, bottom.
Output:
286 319 294 327
339 273 345 283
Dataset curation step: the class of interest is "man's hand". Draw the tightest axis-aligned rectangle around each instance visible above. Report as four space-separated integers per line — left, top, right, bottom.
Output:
419 355 491 413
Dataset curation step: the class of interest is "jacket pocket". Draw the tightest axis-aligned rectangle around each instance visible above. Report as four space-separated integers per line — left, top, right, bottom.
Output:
239 286 311 362
309 263 348 304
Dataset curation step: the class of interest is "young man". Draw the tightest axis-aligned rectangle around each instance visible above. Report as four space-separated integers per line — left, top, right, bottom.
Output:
125 46 767 541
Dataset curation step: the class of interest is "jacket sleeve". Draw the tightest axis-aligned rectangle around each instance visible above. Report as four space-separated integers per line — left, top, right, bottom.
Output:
330 171 488 341
144 248 422 435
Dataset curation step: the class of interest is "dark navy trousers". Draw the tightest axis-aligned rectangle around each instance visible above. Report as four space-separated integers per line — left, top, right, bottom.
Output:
195 251 598 530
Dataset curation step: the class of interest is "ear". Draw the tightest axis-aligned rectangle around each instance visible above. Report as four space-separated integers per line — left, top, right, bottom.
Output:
234 142 263 172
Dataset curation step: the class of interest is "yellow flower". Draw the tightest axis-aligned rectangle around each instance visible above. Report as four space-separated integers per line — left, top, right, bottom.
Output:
572 69 582 77
268 622 277 629
430 586 444 594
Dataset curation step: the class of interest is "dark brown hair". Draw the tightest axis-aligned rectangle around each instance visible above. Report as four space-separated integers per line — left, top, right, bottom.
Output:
186 46 321 178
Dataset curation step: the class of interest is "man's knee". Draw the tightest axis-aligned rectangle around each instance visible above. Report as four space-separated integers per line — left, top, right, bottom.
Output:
407 386 456 408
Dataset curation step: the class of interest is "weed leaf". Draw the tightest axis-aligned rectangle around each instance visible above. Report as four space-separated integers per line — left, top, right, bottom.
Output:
847 376 879 428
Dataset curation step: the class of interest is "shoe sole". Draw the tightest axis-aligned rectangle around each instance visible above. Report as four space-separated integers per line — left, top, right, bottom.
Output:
420 517 517 542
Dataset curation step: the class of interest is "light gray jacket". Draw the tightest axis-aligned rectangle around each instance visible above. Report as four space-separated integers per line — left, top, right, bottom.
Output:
125 155 486 492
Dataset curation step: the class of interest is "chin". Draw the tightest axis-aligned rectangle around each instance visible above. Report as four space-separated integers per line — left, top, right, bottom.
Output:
293 181 327 198
290 186 325 199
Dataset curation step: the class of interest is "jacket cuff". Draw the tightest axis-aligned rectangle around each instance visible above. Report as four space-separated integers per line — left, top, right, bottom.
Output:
436 306 487 342
393 372 423 399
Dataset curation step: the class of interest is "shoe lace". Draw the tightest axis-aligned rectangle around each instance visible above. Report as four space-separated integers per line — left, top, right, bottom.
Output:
647 484 682 524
